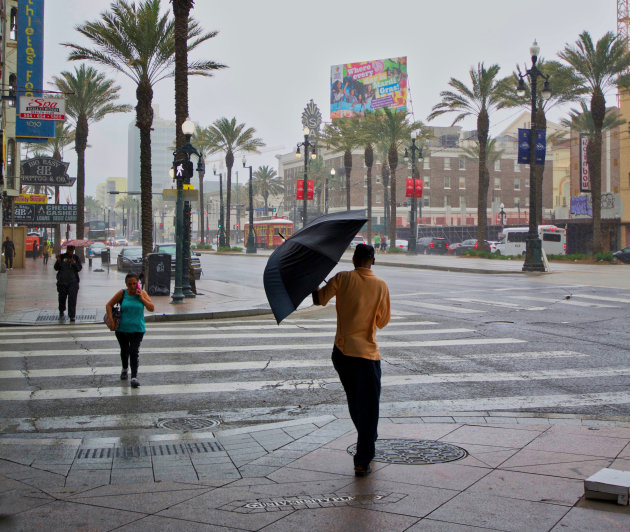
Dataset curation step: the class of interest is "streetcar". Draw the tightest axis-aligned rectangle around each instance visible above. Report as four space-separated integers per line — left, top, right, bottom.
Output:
244 217 294 249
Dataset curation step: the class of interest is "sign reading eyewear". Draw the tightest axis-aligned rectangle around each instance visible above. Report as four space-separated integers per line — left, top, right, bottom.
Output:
19 95 65 120
16 0 55 142
20 158 74 186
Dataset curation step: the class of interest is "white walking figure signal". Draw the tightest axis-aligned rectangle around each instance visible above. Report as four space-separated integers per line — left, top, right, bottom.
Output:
176 163 184 177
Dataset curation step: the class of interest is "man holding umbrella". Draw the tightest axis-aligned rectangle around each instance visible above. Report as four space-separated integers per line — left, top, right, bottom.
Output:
54 245 82 322
312 243 390 477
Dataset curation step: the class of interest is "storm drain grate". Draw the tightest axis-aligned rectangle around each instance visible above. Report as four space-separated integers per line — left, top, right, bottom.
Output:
156 417 220 431
36 312 98 322
347 439 467 465
77 441 224 459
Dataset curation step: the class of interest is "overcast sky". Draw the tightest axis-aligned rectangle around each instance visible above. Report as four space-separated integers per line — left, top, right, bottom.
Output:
43 0 618 201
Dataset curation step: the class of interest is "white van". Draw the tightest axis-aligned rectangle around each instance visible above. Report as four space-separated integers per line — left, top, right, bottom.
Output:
495 225 566 257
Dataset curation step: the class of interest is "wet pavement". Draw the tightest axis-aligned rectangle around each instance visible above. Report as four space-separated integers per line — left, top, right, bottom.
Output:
1 250 630 530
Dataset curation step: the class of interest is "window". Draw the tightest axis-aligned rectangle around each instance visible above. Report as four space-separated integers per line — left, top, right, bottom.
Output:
444 158 451 170
423 197 430 207
494 177 501 190
459 196 466 208
424 176 430 189
444 195 450 207
7 139 15 177
459 158 466 170
376 192 382 203
444 176 451 189
515 197 521 208
376 175 381 184
494 159 501 171
525 178 530 188
423 158 430 170
514 178 520 191
525 197 530 207
8 74 16 108
10 8 17 40
459 177 466 190
514 159 520 172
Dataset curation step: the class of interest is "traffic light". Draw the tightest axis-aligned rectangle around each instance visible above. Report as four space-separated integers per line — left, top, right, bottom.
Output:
236 224 240 229
272 207 277 213
218 223 222 228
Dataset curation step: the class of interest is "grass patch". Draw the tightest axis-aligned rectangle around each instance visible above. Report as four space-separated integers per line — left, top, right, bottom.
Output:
461 250 512 260
386 247 405 253
194 243 213 250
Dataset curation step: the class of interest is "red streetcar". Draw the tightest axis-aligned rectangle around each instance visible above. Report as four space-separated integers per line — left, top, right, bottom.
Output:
244 217 294 249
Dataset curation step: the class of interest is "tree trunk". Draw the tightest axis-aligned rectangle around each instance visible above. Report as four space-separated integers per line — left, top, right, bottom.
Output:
344 149 352 211
590 88 605 255
136 81 154 259
382 166 390 238
477 109 489 251
225 151 233 246
75 115 88 259
388 145 398 249
365 144 373 244
173 0 191 150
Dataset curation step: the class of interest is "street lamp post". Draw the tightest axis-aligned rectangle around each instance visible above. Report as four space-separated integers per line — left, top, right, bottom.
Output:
296 126 316 227
170 117 203 303
327 168 334 215
213 167 226 248
517 40 551 272
499 202 506 228
404 131 423 254
242 157 256 254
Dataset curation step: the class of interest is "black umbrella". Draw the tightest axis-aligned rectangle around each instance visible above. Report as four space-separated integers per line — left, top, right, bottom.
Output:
264 210 367 324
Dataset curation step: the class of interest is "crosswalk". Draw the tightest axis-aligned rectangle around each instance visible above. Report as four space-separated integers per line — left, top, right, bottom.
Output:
0 287 629 438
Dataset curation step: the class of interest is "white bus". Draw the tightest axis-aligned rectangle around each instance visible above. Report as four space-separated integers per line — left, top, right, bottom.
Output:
495 225 567 257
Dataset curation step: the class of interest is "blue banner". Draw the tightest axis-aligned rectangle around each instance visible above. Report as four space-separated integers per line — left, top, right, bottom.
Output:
16 0 54 142
517 128 546 165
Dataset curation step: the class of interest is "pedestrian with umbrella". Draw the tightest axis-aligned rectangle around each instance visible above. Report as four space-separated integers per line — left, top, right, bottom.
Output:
312 243 390 477
54 245 82 322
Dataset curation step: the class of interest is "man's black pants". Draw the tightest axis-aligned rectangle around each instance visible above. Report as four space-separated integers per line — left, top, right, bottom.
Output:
4 254 12 269
57 282 79 318
332 345 381 467
115 332 144 378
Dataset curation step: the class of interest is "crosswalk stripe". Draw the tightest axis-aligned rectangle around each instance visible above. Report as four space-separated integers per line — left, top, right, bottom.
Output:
0 327 473 345
0 365 625 401
569 294 630 304
0 337 525 358
0 351 585 380
397 299 484 314
514 295 618 308
448 297 546 311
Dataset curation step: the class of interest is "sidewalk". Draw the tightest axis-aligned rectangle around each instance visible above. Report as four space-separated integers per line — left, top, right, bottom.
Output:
2 251 630 529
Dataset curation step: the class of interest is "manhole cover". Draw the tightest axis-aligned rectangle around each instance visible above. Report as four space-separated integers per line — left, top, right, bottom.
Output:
156 417 220 431
347 439 467 465
36 311 98 322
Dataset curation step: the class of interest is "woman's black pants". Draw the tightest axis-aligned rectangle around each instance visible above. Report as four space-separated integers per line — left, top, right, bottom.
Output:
115 332 144 378
331 345 381 467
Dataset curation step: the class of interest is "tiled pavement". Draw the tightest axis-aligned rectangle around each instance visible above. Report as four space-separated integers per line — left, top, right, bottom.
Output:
2 252 630 529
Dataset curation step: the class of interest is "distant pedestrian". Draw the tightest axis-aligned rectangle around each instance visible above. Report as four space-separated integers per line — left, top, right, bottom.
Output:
373 233 380 251
381 235 387 251
54 245 82 322
32 241 39 260
2 236 15 270
106 272 154 388
312 244 390 477
42 242 50 265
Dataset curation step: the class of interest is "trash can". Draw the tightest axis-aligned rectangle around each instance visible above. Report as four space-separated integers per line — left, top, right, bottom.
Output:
101 248 110 265
145 253 171 296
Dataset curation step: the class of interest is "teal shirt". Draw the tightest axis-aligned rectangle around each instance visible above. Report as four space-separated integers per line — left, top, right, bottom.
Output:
117 290 146 333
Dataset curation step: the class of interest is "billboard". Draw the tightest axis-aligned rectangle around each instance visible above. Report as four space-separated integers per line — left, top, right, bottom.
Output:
330 57 407 119
16 0 55 142
19 95 66 120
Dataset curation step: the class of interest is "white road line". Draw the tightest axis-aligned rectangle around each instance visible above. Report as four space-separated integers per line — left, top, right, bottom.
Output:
561 293 630 304
0 365 625 401
0 337 525 358
0 327 473 345
448 297 546 311
513 295 617 308
397 300 484 314
0 351 583 379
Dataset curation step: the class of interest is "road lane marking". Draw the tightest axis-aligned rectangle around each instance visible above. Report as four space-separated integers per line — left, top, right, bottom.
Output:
397 300 484 314
447 297 547 311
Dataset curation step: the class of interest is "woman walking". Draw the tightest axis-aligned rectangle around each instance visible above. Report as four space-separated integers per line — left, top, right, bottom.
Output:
106 272 154 388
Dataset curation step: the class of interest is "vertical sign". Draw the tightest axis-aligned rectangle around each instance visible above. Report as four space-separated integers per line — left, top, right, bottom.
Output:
16 0 55 142
580 134 590 192
296 180 314 200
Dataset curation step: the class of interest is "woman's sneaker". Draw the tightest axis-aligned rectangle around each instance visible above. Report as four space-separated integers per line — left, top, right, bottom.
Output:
130 378 140 388
120 370 128 380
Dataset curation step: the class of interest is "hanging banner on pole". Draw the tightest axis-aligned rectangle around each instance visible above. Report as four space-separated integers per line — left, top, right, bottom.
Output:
518 128 546 165
405 178 423 198
296 180 314 200
580 134 590 192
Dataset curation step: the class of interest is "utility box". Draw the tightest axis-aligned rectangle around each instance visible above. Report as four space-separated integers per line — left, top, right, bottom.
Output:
101 248 110 265
145 253 171 296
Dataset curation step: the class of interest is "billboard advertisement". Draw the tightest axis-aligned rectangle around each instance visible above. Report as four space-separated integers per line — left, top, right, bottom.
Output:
330 57 407 119
16 0 55 142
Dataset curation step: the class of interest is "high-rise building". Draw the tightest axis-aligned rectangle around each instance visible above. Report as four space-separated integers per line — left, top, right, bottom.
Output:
127 105 175 193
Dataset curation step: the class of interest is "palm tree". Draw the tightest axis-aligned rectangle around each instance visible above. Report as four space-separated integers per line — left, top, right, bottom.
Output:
428 63 502 250
355 112 380 244
202 117 265 245
372 109 422 248
322 119 362 211
51 65 130 254
560 102 626 133
85 195 103 222
65 0 225 258
496 60 586 225
559 31 630 254
375 141 391 237
252 165 283 215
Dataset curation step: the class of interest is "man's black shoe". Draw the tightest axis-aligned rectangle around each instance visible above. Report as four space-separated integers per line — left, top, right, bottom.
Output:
354 464 371 477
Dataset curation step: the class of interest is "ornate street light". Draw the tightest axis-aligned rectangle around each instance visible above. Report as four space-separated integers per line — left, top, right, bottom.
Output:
327 168 334 215
170 117 203 303
213 166 226 248
404 130 423 254
499 202 506 227
517 40 551 272
296 125 317 226
242 157 256 254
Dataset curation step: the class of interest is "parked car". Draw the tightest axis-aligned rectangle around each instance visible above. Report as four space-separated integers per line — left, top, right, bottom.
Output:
115 238 129 247
456 239 491 255
488 241 500 253
417 237 449 255
349 235 367 249
613 246 630 264
117 246 143 273
447 242 461 256
394 239 408 252
89 242 110 258
153 243 203 279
